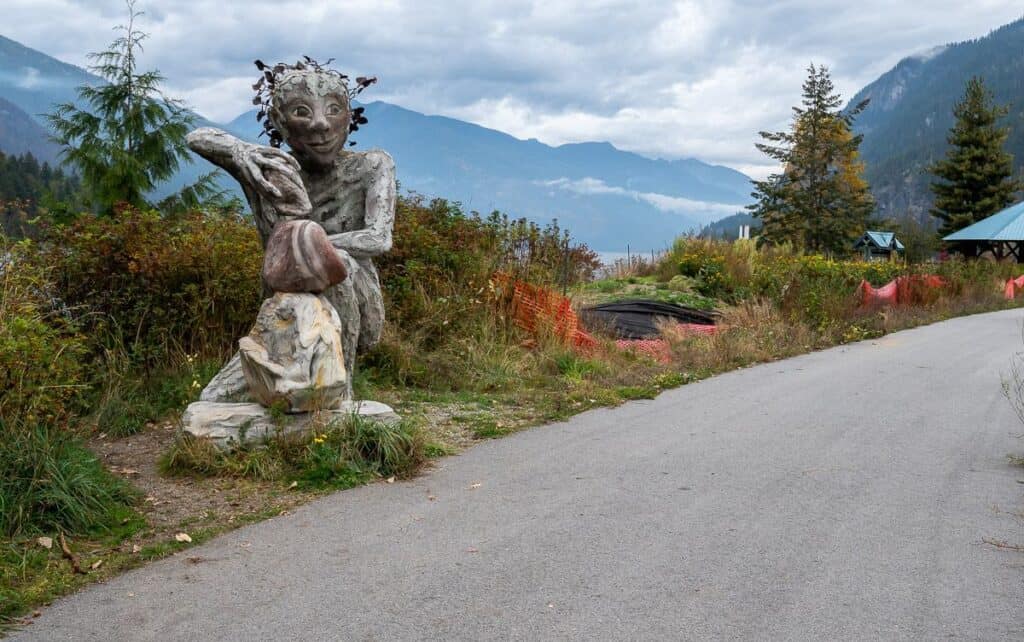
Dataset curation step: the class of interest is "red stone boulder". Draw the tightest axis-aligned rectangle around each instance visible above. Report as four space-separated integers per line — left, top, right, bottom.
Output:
262 219 347 293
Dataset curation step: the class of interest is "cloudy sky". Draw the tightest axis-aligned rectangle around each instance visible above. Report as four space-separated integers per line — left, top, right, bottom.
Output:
5 0 1023 178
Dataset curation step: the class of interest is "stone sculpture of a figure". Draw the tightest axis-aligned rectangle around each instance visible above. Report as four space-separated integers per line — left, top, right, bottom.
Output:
187 61 394 401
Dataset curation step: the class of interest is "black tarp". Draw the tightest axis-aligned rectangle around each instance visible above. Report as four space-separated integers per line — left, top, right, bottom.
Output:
579 300 719 339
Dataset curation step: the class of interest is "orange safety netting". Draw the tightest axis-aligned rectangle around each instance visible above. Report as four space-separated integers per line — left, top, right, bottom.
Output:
616 324 719 364
616 338 672 363
491 272 597 349
859 274 946 307
1005 275 1024 299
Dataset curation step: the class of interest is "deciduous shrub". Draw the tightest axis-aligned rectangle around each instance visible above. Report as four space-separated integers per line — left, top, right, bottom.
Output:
0 238 88 427
42 208 263 368
367 196 599 388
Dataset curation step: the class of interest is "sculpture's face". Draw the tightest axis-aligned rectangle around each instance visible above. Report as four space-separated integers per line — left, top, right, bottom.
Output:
271 70 350 170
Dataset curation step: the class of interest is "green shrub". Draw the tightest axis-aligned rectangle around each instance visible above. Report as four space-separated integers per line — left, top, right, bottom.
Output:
366 196 599 388
0 238 88 427
42 208 263 369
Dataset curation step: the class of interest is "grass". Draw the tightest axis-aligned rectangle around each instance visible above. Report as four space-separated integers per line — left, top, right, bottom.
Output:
161 413 426 490
90 355 223 438
4 221 1023 626
577 275 718 309
0 424 142 538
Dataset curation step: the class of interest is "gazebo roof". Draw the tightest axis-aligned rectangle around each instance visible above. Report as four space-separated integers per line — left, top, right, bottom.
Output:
943 201 1024 242
854 231 904 251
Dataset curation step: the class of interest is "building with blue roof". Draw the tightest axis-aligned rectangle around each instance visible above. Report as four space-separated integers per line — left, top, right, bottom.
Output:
854 231 904 261
943 200 1024 262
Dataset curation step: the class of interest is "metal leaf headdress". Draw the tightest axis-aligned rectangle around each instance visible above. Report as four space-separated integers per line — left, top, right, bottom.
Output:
251 56 376 148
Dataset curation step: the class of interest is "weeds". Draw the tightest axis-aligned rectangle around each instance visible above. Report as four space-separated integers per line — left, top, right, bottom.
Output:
1001 325 1024 430
161 413 425 490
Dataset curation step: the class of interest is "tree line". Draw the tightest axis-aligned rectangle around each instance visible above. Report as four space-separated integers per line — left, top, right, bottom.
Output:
748 64 1020 256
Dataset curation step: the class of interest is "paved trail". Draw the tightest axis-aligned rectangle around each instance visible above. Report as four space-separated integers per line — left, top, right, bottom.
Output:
16 309 1024 641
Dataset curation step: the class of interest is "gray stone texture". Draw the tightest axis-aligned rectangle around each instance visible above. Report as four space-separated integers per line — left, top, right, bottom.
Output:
187 92 395 385
238 292 347 412
181 400 400 450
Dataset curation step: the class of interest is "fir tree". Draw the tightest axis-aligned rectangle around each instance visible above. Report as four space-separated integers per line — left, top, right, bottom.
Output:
45 0 217 215
749 64 874 254
929 76 1020 237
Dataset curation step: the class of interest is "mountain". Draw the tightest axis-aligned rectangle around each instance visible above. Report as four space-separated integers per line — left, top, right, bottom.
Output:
0 96 60 164
0 34 254 205
0 33 752 251
227 103 753 250
700 212 760 240
0 35 96 122
849 17 1024 223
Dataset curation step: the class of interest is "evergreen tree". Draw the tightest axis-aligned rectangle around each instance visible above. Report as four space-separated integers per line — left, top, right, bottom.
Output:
0 150 82 236
45 0 217 215
929 76 1020 237
749 64 874 254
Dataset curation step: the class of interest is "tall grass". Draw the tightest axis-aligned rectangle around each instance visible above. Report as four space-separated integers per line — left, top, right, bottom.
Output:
0 423 139 537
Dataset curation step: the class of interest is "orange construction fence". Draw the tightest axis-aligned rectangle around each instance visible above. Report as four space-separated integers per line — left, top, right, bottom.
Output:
859 274 946 307
1005 275 1024 299
491 272 597 349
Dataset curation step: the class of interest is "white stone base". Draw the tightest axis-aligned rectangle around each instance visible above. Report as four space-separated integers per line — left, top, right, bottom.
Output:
181 400 400 450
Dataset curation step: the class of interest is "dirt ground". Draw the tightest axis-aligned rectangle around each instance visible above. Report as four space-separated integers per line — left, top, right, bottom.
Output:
83 398 490 551
87 422 312 549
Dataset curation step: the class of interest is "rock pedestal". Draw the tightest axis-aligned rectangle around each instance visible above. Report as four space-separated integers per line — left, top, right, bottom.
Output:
239 292 347 412
182 288 402 451
181 400 400 450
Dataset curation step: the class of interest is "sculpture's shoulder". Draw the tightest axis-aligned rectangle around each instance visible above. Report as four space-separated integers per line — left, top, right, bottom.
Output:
341 148 392 173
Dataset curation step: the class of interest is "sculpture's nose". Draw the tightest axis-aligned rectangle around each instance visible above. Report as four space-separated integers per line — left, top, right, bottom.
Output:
311 111 329 133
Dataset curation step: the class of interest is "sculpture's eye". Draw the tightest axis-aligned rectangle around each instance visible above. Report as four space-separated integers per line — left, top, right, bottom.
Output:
292 105 311 118
326 103 343 117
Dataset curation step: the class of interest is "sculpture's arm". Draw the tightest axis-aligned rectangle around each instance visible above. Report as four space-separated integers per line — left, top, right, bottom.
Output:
329 150 396 259
186 127 304 202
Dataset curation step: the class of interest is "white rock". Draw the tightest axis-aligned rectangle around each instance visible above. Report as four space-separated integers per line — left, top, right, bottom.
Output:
181 400 401 450
239 292 348 412
199 353 253 403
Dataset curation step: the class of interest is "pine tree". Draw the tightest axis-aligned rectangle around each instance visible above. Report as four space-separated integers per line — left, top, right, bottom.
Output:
45 0 217 215
749 64 874 254
929 76 1020 237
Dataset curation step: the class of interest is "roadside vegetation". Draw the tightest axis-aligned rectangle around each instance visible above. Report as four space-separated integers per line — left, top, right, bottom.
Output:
3 5 1024 631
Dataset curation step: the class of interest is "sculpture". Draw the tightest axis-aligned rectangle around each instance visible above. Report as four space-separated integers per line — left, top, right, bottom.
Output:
187 60 395 402
180 60 398 447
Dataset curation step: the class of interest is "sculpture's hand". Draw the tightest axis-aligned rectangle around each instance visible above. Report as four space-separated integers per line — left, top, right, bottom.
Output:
234 145 311 218
233 145 304 200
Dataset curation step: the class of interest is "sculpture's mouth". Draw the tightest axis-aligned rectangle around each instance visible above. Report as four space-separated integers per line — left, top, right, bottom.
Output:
307 138 338 152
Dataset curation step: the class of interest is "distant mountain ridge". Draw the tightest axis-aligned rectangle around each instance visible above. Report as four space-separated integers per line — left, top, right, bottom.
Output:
226 103 753 250
850 17 1024 223
0 96 60 164
0 33 753 250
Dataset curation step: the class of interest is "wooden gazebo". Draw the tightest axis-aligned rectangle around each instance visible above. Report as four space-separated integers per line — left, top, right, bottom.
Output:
943 201 1024 262
853 231 904 261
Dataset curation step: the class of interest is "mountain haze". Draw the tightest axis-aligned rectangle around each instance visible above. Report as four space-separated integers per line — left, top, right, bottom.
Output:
0 96 59 164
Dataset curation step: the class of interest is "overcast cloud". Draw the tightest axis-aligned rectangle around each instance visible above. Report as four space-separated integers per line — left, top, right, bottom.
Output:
4 1 1022 178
